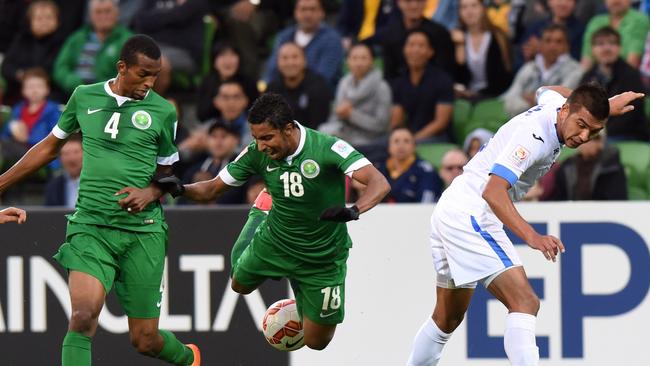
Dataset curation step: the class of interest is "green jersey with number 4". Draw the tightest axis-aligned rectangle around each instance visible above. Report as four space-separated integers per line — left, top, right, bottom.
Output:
221 123 370 262
53 80 178 232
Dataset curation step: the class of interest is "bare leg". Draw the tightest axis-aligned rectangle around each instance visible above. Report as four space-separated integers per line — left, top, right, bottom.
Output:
302 316 337 350
68 271 105 335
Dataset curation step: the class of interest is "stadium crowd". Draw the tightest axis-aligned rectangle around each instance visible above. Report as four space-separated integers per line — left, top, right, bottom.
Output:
0 0 648 206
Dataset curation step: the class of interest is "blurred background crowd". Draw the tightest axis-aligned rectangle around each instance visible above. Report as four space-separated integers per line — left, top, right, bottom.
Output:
0 0 648 207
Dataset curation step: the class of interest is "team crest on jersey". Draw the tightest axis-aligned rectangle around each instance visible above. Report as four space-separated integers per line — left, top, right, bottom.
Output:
510 145 530 165
131 110 152 130
300 159 320 178
331 140 354 158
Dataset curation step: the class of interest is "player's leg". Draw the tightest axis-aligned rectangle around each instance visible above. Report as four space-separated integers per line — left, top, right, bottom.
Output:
302 317 336 351
63 271 106 366
231 204 269 294
53 224 120 366
486 266 540 366
118 230 197 365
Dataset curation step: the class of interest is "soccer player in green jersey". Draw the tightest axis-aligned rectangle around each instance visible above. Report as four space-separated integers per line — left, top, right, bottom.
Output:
177 93 391 350
0 207 26 224
0 35 200 366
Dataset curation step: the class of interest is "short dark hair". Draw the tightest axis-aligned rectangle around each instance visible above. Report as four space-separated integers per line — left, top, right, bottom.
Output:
348 41 376 58
248 93 294 129
208 120 241 138
405 28 434 50
591 26 621 46
22 67 50 87
120 34 161 67
541 23 569 43
566 82 610 121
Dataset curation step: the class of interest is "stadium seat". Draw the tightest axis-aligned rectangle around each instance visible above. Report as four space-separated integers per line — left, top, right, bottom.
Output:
452 99 472 144
416 142 459 169
460 98 509 143
611 141 650 200
557 147 577 162
199 15 218 79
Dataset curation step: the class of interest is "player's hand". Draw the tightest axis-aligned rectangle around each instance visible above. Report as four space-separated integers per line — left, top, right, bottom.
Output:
319 205 360 222
153 175 186 198
609 91 645 116
115 187 158 214
527 233 565 262
0 207 27 224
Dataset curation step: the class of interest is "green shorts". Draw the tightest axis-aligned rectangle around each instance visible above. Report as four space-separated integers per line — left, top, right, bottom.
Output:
232 208 348 325
53 222 167 318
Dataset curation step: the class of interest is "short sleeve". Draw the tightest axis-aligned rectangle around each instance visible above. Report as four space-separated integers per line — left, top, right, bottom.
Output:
535 88 566 106
52 87 80 139
329 139 371 177
490 126 546 186
219 143 260 186
157 109 179 165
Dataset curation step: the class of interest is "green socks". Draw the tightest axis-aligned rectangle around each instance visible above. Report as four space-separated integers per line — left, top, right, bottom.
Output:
62 331 92 366
157 329 194 365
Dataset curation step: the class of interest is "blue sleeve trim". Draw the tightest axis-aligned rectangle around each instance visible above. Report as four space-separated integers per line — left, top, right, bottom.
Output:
490 163 518 186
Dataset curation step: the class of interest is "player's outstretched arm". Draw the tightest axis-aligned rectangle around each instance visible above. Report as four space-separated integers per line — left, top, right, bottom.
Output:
608 91 645 116
320 164 390 222
0 207 27 224
0 133 66 193
482 175 565 262
182 175 232 203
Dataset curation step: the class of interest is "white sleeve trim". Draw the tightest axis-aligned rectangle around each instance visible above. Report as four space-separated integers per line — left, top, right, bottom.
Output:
344 158 371 177
156 152 179 165
218 167 245 187
52 125 71 139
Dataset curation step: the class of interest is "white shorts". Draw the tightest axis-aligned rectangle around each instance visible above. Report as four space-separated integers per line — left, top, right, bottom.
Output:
430 198 522 289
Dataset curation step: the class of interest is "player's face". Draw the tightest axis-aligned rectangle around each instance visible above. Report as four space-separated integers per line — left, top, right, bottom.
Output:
558 104 606 148
250 122 293 160
118 53 161 100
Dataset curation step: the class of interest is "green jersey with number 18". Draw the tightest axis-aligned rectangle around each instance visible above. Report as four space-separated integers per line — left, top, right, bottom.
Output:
53 79 178 232
220 122 371 262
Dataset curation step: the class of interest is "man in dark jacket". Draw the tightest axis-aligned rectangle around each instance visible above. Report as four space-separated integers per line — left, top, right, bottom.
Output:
551 130 627 200
44 134 82 207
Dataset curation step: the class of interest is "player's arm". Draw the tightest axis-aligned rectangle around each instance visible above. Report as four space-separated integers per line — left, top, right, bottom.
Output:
0 133 66 193
320 164 390 222
482 175 564 262
116 165 175 213
0 207 27 224
182 175 232 203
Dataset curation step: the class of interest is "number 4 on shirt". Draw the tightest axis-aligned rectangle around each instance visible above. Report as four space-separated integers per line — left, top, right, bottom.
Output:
104 112 120 139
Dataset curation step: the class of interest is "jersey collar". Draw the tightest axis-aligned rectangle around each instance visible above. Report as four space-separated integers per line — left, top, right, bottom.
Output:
285 121 306 165
104 78 150 106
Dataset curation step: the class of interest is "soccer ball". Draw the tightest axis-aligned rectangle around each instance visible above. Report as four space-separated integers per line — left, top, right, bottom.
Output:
262 299 304 351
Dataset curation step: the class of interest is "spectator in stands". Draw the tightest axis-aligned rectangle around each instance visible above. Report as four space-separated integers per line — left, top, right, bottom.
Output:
245 175 266 204
439 148 468 187
179 120 246 204
581 27 648 141
263 0 344 86
267 42 333 130
320 43 392 147
463 127 493 159
390 30 454 142
376 127 443 203
44 134 82 207
212 80 251 146
504 24 583 116
581 0 650 69
53 0 132 96
452 0 513 100
380 0 456 80
180 121 247 205
1 68 61 169
2 0 65 103
132 0 206 95
212 0 292 80
551 130 627 200
196 43 259 123
424 0 459 30
337 0 395 48
519 0 585 64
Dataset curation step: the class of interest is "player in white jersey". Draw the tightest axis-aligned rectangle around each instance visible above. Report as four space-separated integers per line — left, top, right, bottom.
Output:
406 84 644 366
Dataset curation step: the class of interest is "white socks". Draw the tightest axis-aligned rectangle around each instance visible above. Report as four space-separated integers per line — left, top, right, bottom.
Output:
504 312 539 366
406 317 452 366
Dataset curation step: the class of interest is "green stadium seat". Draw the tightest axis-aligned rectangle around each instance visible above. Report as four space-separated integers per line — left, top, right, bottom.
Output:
416 143 459 169
468 98 509 133
611 141 650 200
627 186 647 200
199 15 217 79
452 99 472 144
557 147 577 162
